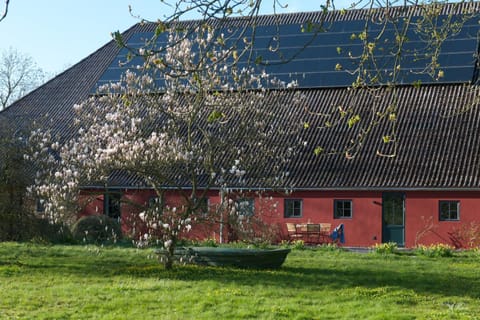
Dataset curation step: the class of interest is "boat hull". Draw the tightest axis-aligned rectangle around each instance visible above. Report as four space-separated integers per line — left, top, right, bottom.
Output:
170 247 291 269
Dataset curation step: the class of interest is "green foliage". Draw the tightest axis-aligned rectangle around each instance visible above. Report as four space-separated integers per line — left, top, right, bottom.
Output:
0 132 37 242
313 146 323 156
301 21 315 33
154 22 167 36
196 238 218 247
317 243 342 252
277 239 305 250
373 242 398 255
207 110 223 123
72 215 122 244
279 239 290 248
222 240 273 249
112 31 125 48
291 239 305 250
382 135 392 143
415 244 455 257
347 114 361 128
31 219 74 244
413 79 422 88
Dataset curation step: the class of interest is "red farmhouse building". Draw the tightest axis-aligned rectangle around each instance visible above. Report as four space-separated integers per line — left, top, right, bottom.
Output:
2 3 480 248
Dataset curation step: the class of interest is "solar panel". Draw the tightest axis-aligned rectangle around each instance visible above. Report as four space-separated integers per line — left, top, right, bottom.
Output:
93 13 480 92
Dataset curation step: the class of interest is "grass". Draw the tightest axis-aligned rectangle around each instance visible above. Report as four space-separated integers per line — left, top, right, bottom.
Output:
1 243 479 319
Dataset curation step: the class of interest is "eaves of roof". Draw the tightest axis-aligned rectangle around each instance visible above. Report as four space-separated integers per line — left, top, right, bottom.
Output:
2 3 480 192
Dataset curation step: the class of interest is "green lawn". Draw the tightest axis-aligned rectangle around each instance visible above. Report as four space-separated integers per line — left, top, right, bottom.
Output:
0 243 479 319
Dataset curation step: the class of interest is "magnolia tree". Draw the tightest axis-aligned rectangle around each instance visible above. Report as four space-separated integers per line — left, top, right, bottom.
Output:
27 0 479 269
29 25 303 269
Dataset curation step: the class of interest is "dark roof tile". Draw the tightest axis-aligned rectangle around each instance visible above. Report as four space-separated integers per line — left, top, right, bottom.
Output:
2 4 480 190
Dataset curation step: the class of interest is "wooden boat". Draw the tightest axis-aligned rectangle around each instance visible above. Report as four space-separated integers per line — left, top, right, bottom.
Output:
168 247 291 269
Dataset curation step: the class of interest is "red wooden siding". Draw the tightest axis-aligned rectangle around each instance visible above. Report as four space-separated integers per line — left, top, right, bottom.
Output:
79 189 480 248
269 191 382 247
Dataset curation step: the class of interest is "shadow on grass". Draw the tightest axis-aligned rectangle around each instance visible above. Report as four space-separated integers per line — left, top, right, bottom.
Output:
3 244 479 300
153 264 480 300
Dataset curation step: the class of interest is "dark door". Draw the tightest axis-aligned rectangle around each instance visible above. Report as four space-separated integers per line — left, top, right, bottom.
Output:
382 192 405 246
104 191 121 220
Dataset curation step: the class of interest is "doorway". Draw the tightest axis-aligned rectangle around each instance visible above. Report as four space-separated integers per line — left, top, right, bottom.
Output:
382 192 405 246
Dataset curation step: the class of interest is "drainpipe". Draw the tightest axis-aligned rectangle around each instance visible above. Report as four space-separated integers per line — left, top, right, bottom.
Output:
219 189 224 243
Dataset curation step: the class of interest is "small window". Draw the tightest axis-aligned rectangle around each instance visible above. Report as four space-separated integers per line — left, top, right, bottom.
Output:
284 199 302 218
334 200 352 219
439 201 459 221
104 192 121 220
236 198 254 217
36 199 45 213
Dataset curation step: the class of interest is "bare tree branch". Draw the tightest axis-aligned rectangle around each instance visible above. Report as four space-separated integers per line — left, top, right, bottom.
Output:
0 0 10 23
0 47 46 110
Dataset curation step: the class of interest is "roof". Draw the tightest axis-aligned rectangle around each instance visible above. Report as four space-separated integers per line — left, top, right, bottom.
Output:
96 2 480 90
2 3 480 191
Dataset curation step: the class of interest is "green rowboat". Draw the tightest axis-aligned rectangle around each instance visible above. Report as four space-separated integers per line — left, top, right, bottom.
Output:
159 247 291 269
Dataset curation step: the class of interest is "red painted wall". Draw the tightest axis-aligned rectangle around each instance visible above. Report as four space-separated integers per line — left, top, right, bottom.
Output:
269 190 383 247
405 191 480 248
79 189 480 248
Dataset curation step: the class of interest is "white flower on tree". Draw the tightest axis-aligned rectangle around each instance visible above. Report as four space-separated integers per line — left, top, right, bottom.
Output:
28 24 304 269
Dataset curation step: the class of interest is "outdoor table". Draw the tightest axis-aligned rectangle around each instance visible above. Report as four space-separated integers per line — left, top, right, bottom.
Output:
295 223 321 244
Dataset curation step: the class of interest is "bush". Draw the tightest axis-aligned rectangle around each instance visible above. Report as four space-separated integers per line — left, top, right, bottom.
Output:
0 208 35 241
0 210 73 243
448 222 480 248
415 244 455 257
72 215 122 244
32 218 74 244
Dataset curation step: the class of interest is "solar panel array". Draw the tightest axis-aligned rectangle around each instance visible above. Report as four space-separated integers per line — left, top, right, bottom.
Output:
94 14 480 91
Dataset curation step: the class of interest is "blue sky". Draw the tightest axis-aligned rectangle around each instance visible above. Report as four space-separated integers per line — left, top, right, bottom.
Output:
0 1 347 75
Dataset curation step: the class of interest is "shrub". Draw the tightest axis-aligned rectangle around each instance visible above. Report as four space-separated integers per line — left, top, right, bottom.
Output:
72 215 122 244
0 211 73 243
448 222 480 248
0 209 34 241
415 244 455 257
373 242 398 255
32 218 74 244
0 133 35 241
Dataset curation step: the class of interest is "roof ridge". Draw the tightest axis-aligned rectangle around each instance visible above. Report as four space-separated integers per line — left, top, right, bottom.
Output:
131 1 480 29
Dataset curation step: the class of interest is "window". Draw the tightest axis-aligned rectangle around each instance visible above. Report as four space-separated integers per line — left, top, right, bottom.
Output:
236 198 254 217
104 192 121 220
284 199 302 218
36 198 45 213
334 200 352 219
439 201 459 221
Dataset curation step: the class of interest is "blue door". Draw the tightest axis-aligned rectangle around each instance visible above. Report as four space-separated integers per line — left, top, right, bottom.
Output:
382 192 405 246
